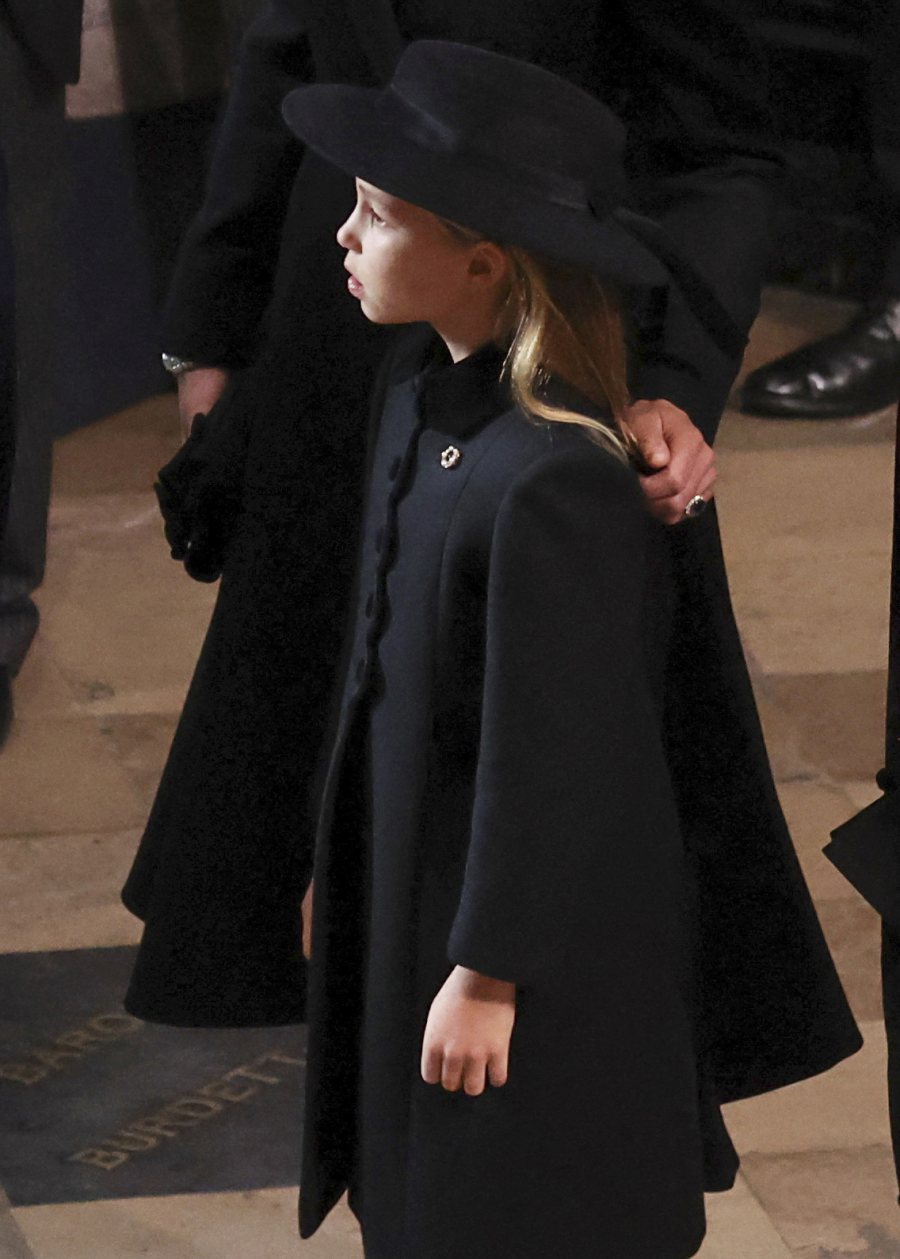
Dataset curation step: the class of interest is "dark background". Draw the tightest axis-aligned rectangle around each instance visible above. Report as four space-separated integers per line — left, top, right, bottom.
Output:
59 0 888 436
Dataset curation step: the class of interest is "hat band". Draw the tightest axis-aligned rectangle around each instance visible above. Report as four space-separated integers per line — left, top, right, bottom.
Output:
385 85 619 218
378 84 745 360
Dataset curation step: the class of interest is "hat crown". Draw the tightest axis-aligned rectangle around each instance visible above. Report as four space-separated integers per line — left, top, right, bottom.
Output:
390 41 627 210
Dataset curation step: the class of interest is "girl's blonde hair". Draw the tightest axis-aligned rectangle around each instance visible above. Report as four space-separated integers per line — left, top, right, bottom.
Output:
441 220 635 462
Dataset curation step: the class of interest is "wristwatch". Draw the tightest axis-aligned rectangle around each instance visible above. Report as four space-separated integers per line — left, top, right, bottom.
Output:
161 352 199 376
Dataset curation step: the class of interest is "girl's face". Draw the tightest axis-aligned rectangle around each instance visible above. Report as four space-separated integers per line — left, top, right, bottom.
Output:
337 179 505 333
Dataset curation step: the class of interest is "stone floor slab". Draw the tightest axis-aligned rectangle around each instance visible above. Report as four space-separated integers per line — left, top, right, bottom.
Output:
724 1021 889 1156
95 715 177 811
0 1189 34 1259
740 1146 900 1258
714 440 891 679
721 552 889 679
718 445 893 565
9 1178 805 1259
843 778 887 812
0 947 305 1207
12 1180 801 1259
11 638 80 722
777 778 871 903
40 491 215 718
718 402 896 455
52 394 179 500
0 832 143 953
0 719 146 837
817 896 884 1023
14 1188 359 1259
764 672 886 782
698 1175 793 1259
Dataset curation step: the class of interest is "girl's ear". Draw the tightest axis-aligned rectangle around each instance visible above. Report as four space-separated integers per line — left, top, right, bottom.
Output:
467 241 510 290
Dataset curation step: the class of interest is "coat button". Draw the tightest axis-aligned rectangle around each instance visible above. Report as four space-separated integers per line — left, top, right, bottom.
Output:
388 456 402 481
440 445 462 469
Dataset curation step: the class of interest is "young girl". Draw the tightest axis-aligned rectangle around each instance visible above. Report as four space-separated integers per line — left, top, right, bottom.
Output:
273 39 861 1259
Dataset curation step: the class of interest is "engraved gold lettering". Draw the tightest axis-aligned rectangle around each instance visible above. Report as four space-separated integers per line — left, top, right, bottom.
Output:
163 1098 224 1120
129 1117 183 1140
106 1130 159 1153
69 1147 130 1170
1 1011 144 1088
55 1029 108 1052
198 1077 258 1104
264 1051 305 1067
32 1046 85 1070
87 1014 142 1037
65 1048 304 1170
0 1062 47 1085
226 1064 281 1085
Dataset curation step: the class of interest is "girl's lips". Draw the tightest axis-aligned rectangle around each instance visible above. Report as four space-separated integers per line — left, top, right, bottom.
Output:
347 273 364 298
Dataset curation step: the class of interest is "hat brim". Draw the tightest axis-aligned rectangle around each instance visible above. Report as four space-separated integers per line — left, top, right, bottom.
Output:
282 83 671 291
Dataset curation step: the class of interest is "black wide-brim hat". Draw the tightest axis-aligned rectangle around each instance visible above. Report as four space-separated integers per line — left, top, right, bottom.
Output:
282 40 744 359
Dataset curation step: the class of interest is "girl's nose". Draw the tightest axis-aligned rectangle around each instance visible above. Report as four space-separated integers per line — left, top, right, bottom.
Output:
336 213 358 250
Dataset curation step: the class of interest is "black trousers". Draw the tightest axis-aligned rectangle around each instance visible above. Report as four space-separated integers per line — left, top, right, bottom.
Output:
0 14 67 674
0 150 14 544
884 923 900 1198
867 1 900 294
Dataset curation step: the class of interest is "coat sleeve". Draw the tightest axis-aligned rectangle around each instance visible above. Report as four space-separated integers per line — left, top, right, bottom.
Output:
161 0 312 368
446 443 683 988
615 0 784 440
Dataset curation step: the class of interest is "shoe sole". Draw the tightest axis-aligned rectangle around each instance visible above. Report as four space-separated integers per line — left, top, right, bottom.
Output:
738 394 899 420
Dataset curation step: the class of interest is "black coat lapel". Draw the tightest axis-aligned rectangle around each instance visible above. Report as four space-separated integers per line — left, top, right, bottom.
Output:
344 0 405 83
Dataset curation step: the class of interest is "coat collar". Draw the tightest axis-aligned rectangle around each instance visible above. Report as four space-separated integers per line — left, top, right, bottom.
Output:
415 338 512 438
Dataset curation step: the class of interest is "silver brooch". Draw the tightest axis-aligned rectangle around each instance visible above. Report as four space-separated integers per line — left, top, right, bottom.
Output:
440 445 462 469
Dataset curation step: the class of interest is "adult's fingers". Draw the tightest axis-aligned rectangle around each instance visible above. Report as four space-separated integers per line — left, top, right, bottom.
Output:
640 440 714 502
689 468 717 510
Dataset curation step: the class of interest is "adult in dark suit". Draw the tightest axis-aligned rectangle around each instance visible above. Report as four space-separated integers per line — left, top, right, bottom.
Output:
0 152 14 586
123 0 788 1026
741 0 900 419
0 0 84 745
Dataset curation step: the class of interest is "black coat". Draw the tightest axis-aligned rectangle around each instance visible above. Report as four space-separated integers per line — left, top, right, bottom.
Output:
3 0 83 84
122 0 812 1035
298 332 857 1257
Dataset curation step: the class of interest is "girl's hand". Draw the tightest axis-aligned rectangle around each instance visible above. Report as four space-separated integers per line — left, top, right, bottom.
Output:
301 880 314 960
421 966 516 1096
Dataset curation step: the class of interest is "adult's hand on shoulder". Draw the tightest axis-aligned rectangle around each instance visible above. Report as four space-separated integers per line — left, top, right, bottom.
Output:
177 367 230 441
622 398 716 527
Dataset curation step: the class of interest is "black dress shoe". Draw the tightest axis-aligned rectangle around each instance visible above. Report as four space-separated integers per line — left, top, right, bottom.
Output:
740 298 900 419
0 666 12 750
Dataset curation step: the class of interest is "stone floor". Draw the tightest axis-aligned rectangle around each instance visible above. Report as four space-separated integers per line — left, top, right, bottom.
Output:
0 285 895 1257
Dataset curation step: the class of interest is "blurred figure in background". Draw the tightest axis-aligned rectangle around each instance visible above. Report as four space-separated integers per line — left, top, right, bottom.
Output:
0 0 261 748
741 0 900 419
0 0 83 746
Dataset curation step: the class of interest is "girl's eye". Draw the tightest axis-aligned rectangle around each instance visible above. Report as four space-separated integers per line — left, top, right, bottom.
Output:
369 208 386 226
